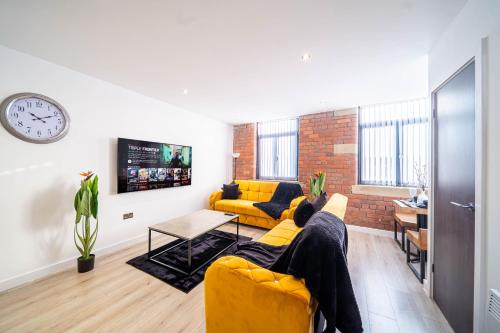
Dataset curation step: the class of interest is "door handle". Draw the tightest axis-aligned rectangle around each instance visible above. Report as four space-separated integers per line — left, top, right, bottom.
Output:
450 201 476 212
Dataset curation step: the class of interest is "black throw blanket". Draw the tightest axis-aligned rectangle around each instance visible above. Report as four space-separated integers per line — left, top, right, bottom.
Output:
234 211 363 333
253 182 303 219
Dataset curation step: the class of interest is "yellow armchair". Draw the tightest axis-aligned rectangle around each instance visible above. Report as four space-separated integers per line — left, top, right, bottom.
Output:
205 256 315 333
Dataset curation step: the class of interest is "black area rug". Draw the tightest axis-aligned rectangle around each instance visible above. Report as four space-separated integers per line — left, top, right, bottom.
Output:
127 230 251 293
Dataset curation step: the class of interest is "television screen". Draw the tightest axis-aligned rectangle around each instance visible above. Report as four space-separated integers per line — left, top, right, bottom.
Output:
117 138 192 194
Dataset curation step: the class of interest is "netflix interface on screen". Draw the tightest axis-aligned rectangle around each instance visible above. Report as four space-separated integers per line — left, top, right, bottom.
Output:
117 138 192 194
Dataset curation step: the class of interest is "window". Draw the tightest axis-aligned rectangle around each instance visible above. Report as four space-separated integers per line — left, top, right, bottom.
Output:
358 98 429 187
257 118 298 180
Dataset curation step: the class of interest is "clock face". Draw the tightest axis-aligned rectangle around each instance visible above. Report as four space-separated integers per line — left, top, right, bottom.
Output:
1 93 70 143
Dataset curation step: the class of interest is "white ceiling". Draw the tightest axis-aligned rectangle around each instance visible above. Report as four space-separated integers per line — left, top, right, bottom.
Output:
0 0 466 124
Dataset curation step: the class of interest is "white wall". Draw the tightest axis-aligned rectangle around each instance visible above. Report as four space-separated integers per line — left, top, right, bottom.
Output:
484 26 500 330
428 0 500 90
428 0 500 331
0 45 233 291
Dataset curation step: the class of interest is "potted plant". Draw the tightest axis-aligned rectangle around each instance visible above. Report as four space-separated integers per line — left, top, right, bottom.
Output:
74 171 99 273
309 171 326 199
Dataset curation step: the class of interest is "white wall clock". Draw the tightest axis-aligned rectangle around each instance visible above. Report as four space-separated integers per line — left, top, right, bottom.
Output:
0 93 70 144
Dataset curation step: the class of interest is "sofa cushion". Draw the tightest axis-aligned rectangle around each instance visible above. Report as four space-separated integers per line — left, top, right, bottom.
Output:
293 199 315 227
311 192 328 212
256 219 302 246
221 183 240 199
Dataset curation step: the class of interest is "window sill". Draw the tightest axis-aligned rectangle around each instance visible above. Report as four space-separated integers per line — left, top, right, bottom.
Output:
351 184 415 198
257 178 299 182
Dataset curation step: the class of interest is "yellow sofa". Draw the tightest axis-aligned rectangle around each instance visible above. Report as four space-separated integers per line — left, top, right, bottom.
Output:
205 193 349 333
209 180 305 229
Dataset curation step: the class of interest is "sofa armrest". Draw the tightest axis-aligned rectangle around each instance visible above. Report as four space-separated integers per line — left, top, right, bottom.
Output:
209 190 223 210
287 195 306 219
279 209 289 221
205 256 315 333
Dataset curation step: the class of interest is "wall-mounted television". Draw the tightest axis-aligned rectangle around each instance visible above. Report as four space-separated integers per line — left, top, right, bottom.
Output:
117 138 192 194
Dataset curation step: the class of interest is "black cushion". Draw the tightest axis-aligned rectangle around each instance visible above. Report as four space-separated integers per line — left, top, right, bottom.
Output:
293 199 315 227
311 192 328 212
221 183 240 200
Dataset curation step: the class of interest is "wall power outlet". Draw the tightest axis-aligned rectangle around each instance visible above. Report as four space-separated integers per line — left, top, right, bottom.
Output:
123 212 134 220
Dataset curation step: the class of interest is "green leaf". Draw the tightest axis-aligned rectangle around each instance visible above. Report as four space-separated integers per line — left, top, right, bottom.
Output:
91 194 98 219
91 175 99 196
318 172 326 193
314 181 319 196
74 191 82 223
75 211 82 224
78 188 91 217
74 190 80 211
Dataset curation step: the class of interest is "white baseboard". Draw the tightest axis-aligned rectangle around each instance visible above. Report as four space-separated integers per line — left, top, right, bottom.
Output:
346 224 393 238
0 233 147 293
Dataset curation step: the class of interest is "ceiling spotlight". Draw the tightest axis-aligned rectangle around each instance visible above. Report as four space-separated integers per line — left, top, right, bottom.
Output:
301 53 311 62
183 89 189 95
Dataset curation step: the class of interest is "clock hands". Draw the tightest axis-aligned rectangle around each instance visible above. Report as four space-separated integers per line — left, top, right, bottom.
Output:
29 112 47 123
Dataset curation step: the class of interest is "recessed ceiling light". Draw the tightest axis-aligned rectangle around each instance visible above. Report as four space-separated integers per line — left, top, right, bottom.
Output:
301 53 311 62
183 89 189 95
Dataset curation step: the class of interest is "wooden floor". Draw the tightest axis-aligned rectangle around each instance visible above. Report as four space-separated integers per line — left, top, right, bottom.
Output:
0 224 453 333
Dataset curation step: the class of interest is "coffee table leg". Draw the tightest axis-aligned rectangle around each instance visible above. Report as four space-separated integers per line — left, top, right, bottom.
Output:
236 217 239 242
148 228 151 259
187 240 192 269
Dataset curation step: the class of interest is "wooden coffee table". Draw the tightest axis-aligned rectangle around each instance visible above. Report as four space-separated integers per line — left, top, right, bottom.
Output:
147 209 240 275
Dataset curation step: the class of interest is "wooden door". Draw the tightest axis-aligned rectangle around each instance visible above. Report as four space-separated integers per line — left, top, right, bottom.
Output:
433 60 475 333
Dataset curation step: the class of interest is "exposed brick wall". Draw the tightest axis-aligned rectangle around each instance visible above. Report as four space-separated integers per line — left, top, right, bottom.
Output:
233 111 402 231
346 194 403 230
298 111 357 196
233 124 256 179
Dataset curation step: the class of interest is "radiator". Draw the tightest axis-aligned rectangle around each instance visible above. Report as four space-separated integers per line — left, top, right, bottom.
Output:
487 289 500 333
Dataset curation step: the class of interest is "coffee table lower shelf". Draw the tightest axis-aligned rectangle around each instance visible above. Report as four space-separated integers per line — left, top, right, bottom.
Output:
147 217 239 276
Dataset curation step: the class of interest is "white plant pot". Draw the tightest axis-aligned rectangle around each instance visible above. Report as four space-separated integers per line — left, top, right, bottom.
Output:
417 189 428 204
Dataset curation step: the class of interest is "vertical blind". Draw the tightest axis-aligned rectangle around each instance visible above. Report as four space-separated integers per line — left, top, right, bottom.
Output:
358 98 429 187
257 118 298 180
